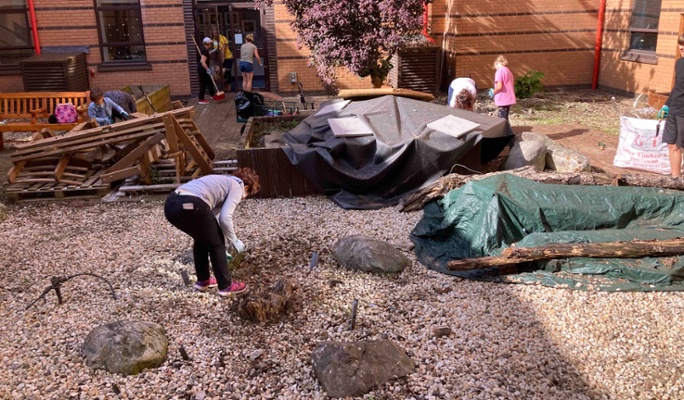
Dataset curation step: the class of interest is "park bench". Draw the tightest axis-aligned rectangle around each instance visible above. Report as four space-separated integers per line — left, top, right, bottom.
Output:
0 91 90 150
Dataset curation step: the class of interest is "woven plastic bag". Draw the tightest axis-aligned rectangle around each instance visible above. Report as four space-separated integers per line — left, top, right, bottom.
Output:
613 116 670 175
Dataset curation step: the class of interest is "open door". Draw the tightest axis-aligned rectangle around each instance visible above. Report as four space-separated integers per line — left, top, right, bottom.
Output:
194 2 269 92
228 4 269 91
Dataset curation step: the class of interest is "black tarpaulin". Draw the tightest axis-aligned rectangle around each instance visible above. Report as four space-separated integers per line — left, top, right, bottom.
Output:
281 95 513 209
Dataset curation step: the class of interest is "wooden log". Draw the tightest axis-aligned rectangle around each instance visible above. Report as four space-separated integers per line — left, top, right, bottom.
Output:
400 167 684 212
447 238 684 271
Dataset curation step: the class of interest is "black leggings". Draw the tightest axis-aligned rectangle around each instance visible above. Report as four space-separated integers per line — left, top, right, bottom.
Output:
497 106 510 120
164 192 231 289
198 70 216 101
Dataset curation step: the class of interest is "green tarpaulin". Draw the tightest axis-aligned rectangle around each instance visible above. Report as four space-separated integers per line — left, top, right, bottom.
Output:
410 174 684 291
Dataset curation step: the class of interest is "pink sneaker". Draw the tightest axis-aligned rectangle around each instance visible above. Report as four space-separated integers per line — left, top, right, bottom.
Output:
198 100 210 105
218 280 248 296
194 276 218 292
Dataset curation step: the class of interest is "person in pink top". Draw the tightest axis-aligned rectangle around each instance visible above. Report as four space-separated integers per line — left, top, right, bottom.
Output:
488 55 517 120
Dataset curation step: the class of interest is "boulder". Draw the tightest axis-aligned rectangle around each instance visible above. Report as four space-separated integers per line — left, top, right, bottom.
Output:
311 340 415 398
82 321 168 375
521 131 591 172
504 136 547 171
333 235 410 273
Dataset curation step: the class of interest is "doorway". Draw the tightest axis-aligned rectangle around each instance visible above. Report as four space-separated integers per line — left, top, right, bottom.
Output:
195 2 269 92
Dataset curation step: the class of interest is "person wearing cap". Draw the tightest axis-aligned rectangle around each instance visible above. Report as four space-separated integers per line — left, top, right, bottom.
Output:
164 168 261 296
198 37 217 104
239 33 263 92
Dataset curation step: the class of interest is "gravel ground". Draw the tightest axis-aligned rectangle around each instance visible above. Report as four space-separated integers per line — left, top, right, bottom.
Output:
1 196 684 399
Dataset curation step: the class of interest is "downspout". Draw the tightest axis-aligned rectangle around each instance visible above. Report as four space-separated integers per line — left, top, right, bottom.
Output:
27 0 41 55
592 0 606 90
422 3 435 43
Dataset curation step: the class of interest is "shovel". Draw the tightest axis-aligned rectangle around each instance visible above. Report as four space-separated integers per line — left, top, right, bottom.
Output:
138 85 157 114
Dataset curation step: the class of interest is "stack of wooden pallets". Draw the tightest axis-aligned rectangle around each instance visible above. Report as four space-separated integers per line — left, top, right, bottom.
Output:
5 106 218 201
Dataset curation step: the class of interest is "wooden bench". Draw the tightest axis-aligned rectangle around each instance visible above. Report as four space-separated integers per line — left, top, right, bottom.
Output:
0 91 90 150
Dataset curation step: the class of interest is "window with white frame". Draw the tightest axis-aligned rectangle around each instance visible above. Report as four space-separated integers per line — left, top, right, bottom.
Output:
94 0 146 64
629 0 662 53
0 0 33 71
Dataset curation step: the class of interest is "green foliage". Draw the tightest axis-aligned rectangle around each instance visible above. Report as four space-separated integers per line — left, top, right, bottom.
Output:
514 70 545 99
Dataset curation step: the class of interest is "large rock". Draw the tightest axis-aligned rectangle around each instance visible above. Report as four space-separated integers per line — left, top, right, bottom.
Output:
333 235 410 273
312 340 415 398
82 321 168 376
521 131 591 172
504 136 547 171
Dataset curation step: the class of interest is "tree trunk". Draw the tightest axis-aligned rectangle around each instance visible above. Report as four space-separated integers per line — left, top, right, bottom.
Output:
447 238 684 271
400 167 684 212
371 75 384 88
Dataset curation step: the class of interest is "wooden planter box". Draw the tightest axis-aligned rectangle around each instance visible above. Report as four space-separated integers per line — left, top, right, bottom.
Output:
121 84 171 115
236 115 320 198
648 90 669 111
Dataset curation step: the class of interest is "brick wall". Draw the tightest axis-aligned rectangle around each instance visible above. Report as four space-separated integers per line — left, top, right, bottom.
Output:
3 1 680 98
273 3 380 93
600 0 683 95
0 0 192 97
434 0 598 91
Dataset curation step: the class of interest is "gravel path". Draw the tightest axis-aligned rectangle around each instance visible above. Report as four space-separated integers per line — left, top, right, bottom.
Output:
1 196 683 399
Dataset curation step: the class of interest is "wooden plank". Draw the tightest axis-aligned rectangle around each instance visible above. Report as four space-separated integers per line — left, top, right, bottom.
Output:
0 123 80 132
101 166 141 184
172 116 213 174
53 154 71 182
82 169 107 187
138 151 153 185
11 107 193 153
110 138 146 164
103 132 165 175
189 129 215 160
7 161 26 184
11 130 163 163
162 114 180 153
119 183 179 192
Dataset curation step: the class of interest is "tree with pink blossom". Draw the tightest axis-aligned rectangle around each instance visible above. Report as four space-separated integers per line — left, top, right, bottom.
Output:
255 0 432 91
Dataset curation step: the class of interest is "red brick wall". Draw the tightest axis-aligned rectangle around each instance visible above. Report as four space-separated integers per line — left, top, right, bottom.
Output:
600 0 683 95
2 1 680 97
273 3 380 92
0 0 192 97
433 0 597 91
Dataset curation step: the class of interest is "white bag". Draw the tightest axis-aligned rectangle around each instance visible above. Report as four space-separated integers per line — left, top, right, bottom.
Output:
613 116 671 175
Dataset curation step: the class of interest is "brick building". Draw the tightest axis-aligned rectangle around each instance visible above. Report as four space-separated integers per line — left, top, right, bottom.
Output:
0 0 682 98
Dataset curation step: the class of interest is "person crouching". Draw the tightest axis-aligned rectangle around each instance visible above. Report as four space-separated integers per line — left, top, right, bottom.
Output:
164 169 260 296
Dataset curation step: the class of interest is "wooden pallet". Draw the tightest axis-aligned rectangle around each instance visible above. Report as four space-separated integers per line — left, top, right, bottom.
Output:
5 169 110 201
116 159 238 195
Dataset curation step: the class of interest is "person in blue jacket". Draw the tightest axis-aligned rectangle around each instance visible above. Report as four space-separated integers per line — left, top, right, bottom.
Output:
87 88 129 126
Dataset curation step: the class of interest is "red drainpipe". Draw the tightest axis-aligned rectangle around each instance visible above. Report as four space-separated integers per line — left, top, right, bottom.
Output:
28 0 41 55
422 3 435 43
592 0 606 90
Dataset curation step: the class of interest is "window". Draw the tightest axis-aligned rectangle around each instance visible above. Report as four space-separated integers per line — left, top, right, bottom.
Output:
0 0 33 72
94 0 146 65
628 0 662 53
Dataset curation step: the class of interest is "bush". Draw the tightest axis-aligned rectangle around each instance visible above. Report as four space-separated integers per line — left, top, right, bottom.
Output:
515 70 545 99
